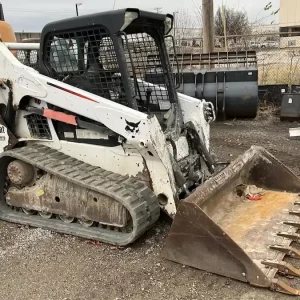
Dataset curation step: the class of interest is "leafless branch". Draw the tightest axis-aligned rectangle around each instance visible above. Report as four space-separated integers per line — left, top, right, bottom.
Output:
215 6 250 37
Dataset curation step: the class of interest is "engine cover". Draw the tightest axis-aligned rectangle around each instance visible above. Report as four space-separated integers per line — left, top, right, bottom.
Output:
6 173 129 227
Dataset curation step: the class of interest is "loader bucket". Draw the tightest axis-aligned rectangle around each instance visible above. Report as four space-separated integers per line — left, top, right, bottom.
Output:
163 146 300 295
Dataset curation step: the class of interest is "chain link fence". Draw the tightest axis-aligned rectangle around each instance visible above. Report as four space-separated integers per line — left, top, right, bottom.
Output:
14 33 300 88
173 33 300 87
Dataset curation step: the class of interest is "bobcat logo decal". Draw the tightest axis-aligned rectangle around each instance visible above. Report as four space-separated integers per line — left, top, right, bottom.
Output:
125 120 141 135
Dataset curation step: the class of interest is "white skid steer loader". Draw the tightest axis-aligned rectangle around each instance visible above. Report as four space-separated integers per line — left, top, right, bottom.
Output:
2 8 300 295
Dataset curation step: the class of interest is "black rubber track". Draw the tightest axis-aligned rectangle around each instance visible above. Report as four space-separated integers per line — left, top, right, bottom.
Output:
0 144 160 246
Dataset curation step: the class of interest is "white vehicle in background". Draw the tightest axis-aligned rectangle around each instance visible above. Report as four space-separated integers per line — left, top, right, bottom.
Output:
261 40 280 49
245 40 280 50
249 41 261 49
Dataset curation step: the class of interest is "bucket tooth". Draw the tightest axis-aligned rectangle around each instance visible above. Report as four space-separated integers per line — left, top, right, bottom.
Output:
270 245 300 259
289 210 300 217
271 279 300 295
283 221 300 229
262 261 300 277
277 232 300 243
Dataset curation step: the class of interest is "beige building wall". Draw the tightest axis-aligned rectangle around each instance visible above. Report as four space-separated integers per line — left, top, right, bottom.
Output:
15 32 41 42
280 0 300 27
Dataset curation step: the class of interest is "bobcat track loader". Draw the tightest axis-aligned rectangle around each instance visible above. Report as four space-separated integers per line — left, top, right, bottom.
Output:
2 8 300 295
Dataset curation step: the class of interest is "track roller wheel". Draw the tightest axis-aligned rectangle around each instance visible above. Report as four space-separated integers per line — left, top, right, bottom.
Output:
39 211 52 219
59 215 75 223
78 218 94 227
22 208 35 215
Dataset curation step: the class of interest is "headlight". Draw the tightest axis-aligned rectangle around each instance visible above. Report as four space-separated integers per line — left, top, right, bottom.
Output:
121 11 139 31
164 16 173 35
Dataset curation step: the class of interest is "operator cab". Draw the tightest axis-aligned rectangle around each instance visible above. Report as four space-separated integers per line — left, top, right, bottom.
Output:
39 9 178 126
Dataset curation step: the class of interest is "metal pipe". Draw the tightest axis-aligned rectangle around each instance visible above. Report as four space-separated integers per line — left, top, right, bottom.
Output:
221 1 228 52
4 43 40 50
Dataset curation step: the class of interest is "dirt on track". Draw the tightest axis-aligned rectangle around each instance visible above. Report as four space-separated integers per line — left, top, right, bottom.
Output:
1 115 300 300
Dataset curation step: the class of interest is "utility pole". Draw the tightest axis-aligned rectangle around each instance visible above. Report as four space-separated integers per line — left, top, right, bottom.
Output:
202 0 214 53
75 3 82 16
0 3 5 21
154 7 162 13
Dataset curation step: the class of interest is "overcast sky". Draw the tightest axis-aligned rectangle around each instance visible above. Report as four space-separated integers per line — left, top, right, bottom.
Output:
1 0 280 32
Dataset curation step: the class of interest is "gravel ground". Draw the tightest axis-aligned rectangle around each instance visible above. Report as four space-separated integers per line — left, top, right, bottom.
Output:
1 114 300 300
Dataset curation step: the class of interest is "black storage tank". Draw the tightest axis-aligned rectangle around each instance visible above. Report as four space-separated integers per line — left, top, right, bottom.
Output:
143 51 258 119
280 93 300 120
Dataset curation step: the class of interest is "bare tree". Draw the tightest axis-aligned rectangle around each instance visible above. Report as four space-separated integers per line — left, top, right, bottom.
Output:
168 7 203 54
192 0 202 26
175 9 201 39
172 8 202 51
215 6 250 37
